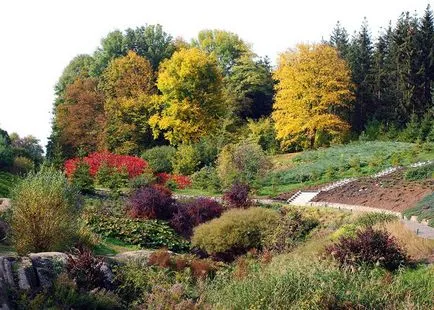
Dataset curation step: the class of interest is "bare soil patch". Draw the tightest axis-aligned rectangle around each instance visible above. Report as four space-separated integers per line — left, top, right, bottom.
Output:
312 171 433 212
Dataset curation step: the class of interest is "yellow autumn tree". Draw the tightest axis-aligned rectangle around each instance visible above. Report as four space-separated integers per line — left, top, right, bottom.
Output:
272 44 354 149
150 48 226 145
102 51 155 154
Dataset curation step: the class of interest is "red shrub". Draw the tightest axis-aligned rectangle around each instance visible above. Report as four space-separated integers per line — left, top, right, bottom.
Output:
170 198 223 238
127 185 175 220
223 183 251 209
156 173 191 189
66 248 107 290
65 152 148 179
326 228 408 271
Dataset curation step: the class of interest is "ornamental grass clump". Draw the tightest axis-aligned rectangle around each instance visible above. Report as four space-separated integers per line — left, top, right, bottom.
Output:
11 167 81 254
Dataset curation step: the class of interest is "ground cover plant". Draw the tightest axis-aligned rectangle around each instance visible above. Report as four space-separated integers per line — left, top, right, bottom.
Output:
259 141 434 196
403 193 434 227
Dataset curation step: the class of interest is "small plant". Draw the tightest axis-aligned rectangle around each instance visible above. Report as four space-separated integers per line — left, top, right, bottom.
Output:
142 145 176 173
66 247 107 291
223 182 251 209
330 224 359 241
128 170 156 190
192 207 279 259
127 185 175 220
170 197 224 238
354 212 398 228
326 227 408 271
11 167 81 254
171 144 200 175
71 160 94 194
191 166 221 193
266 209 319 252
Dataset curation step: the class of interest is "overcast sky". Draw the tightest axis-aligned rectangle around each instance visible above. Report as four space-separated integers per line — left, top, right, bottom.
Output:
0 0 431 150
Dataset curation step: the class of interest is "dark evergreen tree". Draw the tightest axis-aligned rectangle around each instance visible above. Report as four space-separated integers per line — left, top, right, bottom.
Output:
348 18 375 132
330 21 350 59
418 5 434 109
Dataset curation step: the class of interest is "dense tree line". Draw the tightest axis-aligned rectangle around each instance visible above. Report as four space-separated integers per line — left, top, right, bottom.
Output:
329 6 434 135
47 5 434 161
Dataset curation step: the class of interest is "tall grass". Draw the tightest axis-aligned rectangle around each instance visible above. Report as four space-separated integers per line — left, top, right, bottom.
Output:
204 257 434 309
376 221 434 262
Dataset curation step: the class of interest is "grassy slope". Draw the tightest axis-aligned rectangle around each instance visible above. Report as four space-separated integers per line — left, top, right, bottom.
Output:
258 141 434 196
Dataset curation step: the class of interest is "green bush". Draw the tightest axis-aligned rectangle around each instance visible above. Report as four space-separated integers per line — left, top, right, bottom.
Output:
84 208 189 252
217 142 272 188
192 207 279 257
354 212 398 228
128 171 156 190
191 166 221 193
11 167 81 254
142 146 176 173
171 144 200 175
71 161 94 194
96 164 129 195
246 117 279 154
331 224 359 241
266 209 319 252
12 156 34 175
0 135 13 169
404 162 434 181
0 172 18 198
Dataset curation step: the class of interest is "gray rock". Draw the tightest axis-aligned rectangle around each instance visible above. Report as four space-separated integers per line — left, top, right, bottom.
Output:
112 249 155 264
0 257 14 286
17 257 37 290
28 252 68 288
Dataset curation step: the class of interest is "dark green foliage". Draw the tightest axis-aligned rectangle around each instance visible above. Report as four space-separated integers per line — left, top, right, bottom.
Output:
142 146 176 173
191 166 221 193
326 228 408 271
0 135 13 169
403 193 434 227
84 209 189 252
71 161 94 194
0 172 18 198
404 162 434 181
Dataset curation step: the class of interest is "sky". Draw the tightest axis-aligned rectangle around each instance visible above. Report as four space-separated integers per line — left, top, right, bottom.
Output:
0 0 431 151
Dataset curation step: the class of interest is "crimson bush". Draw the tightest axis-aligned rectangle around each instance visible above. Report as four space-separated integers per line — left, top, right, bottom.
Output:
170 197 224 238
127 185 175 220
326 228 408 271
223 183 251 209
66 248 107 290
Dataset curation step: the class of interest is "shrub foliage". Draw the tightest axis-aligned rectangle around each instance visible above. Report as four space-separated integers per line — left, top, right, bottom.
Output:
127 185 175 220
11 167 81 254
326 228 408 271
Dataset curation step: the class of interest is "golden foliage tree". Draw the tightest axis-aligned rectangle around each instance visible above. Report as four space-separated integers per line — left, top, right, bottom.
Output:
272 44 354 149
102 51 155 154
150 48 226 145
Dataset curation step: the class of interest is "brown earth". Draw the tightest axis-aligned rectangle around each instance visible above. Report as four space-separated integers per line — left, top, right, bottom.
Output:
312 171 433 212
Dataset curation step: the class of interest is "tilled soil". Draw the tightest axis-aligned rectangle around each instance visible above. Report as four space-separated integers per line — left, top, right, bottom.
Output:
311 171 433 212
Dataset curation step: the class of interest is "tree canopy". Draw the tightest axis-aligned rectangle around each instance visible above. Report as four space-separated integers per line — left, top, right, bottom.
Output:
273 44 354 149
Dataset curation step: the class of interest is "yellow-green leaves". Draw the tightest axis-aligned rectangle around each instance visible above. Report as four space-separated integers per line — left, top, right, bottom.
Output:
151 48 226 145
272 44 354 149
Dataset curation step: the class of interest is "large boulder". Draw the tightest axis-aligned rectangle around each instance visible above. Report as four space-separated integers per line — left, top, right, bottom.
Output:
28 252 68 288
